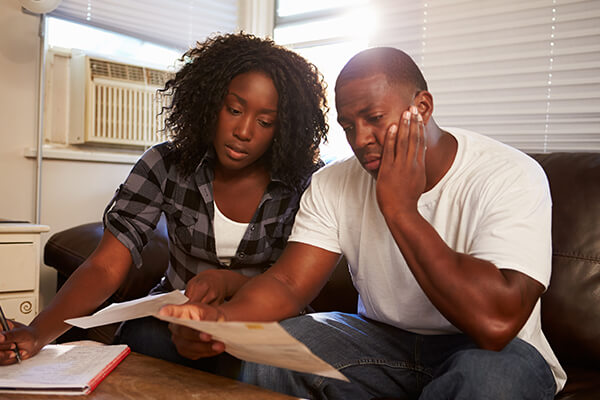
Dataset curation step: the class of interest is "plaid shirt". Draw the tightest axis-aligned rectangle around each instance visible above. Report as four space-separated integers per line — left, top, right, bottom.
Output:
104 142 312 291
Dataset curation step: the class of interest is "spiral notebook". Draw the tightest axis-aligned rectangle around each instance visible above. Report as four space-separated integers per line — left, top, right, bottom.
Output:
0 343 130 395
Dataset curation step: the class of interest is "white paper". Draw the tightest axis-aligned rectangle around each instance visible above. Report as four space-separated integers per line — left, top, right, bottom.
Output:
65 290 188 328
155 315 349 381
0 344 129 395
65 291 348 381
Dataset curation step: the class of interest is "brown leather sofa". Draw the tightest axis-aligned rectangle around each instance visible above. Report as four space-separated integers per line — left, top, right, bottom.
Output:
44 152 600 399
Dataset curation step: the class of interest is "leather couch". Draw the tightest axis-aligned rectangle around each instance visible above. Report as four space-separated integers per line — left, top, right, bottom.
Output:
44 152 600 399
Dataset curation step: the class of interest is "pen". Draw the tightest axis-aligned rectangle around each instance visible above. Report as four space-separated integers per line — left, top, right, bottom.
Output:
0 305 22 363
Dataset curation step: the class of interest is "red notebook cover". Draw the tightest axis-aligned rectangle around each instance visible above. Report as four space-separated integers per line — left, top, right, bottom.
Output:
0 343 131 396
85 345 131 394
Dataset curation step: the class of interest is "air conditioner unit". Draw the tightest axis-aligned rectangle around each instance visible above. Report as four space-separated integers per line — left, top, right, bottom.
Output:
67 53 173 147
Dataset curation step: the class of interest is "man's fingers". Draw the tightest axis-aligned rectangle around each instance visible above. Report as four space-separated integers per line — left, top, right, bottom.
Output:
172 336 223 360
169 326 226 360
168 323 203 340
418 113 426 164
382 123 398 166
211 341 225 353
159 303 204 320
397 110 411 161
160 302 224 323
406 106 420 162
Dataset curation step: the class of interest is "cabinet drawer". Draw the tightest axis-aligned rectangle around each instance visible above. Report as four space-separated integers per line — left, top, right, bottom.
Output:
0 295 37 324
0 242 36 292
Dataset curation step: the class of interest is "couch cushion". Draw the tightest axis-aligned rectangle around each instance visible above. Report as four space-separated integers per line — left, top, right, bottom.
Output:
531 153 600 368
44 217 170 303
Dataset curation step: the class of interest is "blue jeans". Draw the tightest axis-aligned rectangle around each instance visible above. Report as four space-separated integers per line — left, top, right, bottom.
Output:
240 312 556 400
116 316 240 377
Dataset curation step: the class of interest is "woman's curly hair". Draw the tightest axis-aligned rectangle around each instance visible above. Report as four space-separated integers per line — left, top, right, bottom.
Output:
161 32 328 191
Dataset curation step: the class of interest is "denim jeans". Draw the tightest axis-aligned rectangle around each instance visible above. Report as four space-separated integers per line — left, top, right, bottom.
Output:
115 316 239 377
240 312 556 400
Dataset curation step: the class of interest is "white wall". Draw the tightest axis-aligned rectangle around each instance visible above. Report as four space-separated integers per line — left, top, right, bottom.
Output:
0 0 266 310
0 1 133 308
0 2 39 222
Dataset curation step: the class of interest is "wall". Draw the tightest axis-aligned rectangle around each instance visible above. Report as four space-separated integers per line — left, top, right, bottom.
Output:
0 1 133 308
0 2 38 223
0 0 267 310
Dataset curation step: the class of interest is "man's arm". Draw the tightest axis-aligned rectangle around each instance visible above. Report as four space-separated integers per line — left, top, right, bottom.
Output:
160 242 341 359
376 108 544 351
0 231 132 364
221 242 342 321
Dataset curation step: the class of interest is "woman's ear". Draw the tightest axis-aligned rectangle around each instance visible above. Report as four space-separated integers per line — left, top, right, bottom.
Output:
414 90 434 125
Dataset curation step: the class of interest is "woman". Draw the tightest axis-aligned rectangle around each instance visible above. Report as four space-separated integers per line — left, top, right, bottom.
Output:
0 33 328 374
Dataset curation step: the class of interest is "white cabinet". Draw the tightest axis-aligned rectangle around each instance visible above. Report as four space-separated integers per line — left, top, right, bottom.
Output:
0 224 49 324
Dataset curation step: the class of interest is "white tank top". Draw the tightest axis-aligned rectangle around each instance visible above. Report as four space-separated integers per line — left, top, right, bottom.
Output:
213 201 249 265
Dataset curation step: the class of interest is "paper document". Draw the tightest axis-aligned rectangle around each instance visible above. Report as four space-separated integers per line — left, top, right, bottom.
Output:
65 290 188 328
0 343 130 395
156 314 348 381
66 291 348 381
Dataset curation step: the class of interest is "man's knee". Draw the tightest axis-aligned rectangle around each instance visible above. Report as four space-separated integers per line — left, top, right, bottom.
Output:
279 313 346 355
422 342 555 400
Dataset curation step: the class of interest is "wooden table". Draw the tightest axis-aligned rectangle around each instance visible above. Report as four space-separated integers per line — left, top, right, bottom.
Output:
0 352 300 400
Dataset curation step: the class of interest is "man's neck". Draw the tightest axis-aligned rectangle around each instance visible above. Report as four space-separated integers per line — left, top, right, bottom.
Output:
424 122 458 192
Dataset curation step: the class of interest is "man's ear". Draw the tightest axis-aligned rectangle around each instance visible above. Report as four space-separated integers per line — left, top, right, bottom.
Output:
414 91 433 124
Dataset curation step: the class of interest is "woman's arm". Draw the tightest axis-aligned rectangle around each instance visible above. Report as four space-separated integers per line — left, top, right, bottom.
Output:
0 231 132 364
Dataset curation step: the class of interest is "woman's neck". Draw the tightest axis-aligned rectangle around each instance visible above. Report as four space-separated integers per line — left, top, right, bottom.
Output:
212 163 271 223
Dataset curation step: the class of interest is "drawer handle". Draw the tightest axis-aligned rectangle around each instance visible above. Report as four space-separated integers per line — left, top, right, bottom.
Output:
20 301 33 314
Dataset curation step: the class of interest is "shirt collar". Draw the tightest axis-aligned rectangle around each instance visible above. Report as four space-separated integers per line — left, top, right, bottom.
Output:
194 146 292 193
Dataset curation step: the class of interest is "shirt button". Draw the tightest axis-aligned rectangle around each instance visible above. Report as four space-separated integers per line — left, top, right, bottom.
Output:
239 252 246 258
250 225 255 231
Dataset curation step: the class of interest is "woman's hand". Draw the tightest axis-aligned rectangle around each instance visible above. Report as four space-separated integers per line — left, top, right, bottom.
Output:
185 270 230 305
185 269 250 305
0 320 43 365
159 302 226 360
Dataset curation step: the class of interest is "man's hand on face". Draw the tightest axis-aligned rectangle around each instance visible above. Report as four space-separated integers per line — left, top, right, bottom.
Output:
375 105 427 218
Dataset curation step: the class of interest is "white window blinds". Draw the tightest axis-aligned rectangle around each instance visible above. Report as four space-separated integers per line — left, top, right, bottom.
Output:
49 0 238 51
369 0 600 152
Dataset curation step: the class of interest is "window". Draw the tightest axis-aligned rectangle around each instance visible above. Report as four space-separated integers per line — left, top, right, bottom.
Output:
46 17 180 71
274 1 373 162
40 0 239 160
48 0 237 52
275 0 600 159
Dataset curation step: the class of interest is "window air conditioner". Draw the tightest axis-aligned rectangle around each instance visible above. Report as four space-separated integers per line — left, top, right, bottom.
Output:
67 53 173 147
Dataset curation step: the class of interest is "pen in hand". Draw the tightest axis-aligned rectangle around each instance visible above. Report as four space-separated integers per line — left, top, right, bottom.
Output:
0 305 22 363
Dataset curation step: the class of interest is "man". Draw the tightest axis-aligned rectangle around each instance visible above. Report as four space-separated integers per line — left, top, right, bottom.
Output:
161 47 565 399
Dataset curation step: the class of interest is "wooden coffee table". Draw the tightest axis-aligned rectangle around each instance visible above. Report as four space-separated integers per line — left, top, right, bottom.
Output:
0 352 300 399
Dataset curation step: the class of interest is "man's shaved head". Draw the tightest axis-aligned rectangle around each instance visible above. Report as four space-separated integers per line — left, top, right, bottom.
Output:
335 47 428 94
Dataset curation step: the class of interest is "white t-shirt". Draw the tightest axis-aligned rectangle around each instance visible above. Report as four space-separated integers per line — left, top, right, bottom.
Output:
213 202 248 266
289 127 566 391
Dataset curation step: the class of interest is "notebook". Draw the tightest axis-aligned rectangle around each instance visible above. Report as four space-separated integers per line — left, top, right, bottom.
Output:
0 343 130 395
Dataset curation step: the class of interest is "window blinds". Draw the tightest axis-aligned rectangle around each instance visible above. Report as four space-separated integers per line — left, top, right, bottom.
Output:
49 0 238 51
370 0 600 152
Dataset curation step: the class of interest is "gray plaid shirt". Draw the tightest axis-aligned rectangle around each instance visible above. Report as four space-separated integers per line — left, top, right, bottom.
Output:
104 142 311 291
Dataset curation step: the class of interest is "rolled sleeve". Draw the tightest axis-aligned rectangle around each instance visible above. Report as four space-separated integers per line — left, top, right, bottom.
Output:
103 148 165 268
